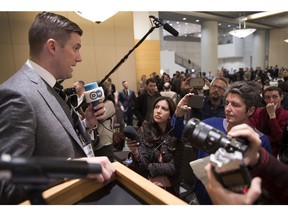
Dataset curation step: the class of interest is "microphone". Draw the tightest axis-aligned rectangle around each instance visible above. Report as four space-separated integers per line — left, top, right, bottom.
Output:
0 154 102 183
84 82 105 108
123 126 140 145
149 15 179 37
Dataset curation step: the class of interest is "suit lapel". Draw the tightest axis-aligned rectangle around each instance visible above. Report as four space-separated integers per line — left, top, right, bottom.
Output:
23 66 83 147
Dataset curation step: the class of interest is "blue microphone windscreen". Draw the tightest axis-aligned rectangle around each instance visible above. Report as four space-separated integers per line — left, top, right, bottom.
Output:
84 82 98 91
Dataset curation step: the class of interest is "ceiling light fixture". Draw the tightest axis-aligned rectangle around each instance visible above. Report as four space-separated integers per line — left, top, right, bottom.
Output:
284 39 288 43
75 11 118 24
229 17 256 39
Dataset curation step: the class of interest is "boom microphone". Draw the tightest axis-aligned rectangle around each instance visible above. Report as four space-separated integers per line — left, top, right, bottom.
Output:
0 154 102 183
149 15 179 37
84 82 105 108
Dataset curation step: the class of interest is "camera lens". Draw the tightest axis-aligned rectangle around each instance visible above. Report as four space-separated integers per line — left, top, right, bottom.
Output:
182 118 248 154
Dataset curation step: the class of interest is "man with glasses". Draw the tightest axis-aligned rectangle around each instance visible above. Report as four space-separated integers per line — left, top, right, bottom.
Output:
190 77 228 120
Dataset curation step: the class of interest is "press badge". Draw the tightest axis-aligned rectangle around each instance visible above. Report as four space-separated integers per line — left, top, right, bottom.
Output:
83 143 95 157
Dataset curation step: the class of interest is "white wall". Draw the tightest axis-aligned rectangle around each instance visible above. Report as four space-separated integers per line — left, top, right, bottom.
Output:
160 51 186 76
161 40 201 68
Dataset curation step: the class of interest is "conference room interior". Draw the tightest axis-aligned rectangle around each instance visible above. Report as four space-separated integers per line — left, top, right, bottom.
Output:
1 11 288 205
1 11 288 92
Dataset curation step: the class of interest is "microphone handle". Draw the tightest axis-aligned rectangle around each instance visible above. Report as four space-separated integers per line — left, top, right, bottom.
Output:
0 156 102 180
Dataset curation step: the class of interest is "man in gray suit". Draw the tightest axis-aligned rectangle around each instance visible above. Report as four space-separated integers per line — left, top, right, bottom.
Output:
0 12 115 204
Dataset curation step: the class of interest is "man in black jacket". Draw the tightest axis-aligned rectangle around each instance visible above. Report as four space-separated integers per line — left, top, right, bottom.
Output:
134 78 161 127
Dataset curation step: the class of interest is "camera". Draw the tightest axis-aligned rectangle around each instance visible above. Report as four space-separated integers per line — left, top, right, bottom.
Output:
63 87 78 107
182 118 251 193
189 77 205 88
64 87 77 96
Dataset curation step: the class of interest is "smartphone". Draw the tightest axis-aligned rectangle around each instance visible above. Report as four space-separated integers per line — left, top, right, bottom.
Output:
189 77 205 88
188 95 204 109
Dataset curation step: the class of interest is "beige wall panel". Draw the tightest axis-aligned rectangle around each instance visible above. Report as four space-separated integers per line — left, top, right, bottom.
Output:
93 17 116 46
114 12 134 46
134 39 160 81
12 44 29 71
0 44 15 83
8 12 37 44
94 46 117 83
0 13 11 44
269 28 288 67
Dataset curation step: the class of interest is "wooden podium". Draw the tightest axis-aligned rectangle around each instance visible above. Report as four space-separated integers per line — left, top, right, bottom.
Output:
21 161 187 205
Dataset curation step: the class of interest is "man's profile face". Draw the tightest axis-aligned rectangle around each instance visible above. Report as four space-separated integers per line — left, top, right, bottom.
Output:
225 93 250 126
56 33 82 80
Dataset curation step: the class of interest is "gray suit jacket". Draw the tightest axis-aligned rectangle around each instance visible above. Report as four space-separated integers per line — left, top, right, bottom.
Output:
0 63 89 203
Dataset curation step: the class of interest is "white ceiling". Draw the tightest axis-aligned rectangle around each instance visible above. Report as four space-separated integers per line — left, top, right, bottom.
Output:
159 11 288 38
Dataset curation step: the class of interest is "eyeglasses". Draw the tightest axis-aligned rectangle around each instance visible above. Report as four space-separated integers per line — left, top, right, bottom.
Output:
211 85 225 91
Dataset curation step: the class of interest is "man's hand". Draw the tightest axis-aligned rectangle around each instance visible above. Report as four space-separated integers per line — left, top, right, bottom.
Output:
79 156 116 185
175 93 192 117
205 163 262 205
227 124 261 167
84 102 106 129
266 103 276 119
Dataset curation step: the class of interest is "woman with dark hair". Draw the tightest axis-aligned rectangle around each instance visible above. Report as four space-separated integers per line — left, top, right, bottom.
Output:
126 95 191 196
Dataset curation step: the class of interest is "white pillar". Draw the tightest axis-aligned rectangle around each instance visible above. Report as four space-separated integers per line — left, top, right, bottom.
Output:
201 21 218 74
252 30 266 68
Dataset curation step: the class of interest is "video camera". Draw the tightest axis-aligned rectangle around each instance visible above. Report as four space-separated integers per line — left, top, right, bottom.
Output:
182 118 252 193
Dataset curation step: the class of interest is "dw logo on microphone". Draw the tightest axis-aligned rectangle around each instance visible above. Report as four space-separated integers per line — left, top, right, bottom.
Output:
89 89 103 100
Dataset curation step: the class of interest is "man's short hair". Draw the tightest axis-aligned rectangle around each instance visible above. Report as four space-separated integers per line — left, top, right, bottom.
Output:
263 86 283 96
211 77 228 87
224 81 260 111
146 78 156 85
29 12 83 57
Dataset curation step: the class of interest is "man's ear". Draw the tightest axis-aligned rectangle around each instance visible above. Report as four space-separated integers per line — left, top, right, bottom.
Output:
248 106 256 117
46 38 57 55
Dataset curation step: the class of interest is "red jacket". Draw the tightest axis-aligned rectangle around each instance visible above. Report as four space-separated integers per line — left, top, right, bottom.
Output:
250 147 288 204
249 107 288 156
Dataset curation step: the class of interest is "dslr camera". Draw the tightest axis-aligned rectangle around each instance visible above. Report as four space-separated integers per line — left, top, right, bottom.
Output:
182 118 251 193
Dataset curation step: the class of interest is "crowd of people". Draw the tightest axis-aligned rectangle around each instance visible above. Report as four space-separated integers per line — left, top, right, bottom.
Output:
0 11 288 205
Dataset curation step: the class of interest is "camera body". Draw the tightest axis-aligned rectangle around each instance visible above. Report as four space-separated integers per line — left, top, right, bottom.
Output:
64 87 77 96
210 148 251 193
189 77 205 88
182 118 251 193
